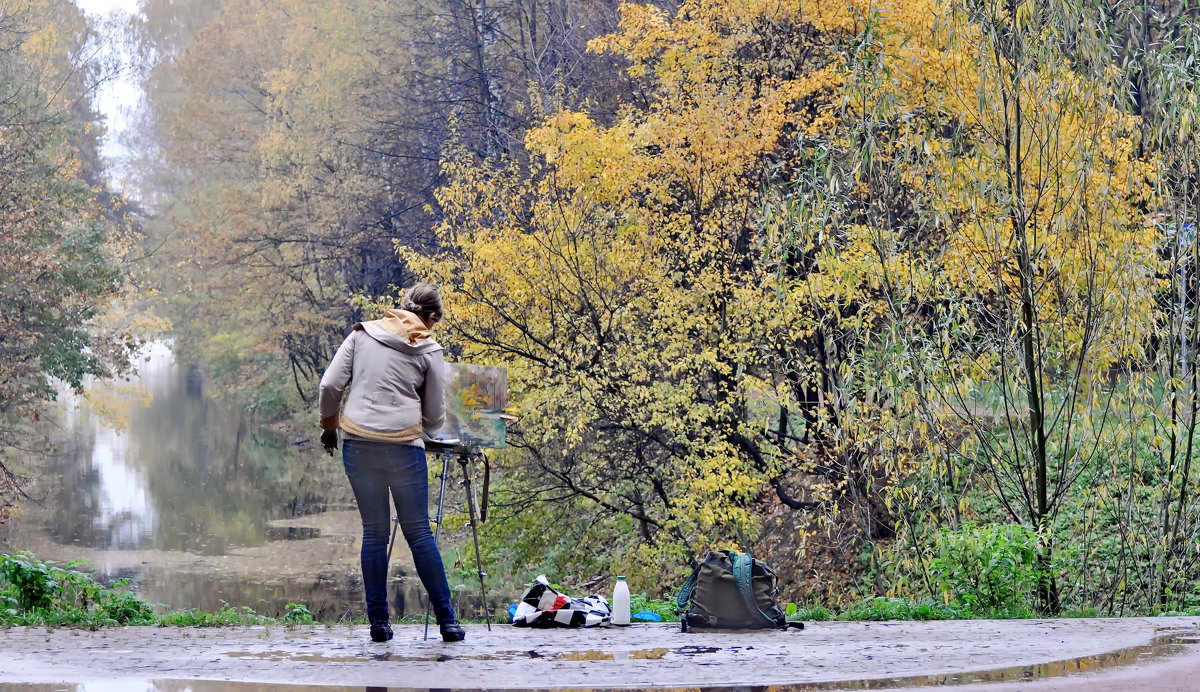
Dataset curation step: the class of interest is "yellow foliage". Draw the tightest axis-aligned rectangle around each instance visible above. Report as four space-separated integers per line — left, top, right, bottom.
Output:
80 380 154 432
405 0 1160 582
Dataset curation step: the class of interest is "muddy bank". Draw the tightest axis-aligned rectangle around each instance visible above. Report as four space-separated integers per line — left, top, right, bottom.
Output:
0 617 1197 689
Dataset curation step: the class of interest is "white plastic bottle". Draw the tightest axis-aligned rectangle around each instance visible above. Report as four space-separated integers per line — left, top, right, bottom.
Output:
612 575 631 626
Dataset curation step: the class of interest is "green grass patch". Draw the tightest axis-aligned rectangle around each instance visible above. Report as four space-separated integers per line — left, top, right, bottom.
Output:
1157 606 1200 616
837 597 967 621
0 552 319 629
787 602 833 621
629 593 677 621
155 602 275 627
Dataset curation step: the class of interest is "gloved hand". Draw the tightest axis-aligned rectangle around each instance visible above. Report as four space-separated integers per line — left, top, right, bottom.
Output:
320 429 339 456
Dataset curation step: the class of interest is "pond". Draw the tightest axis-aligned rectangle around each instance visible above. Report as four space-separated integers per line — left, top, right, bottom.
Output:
0 344 490 621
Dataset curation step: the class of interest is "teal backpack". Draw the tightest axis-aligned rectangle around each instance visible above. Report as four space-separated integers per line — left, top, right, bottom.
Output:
676 550 801 631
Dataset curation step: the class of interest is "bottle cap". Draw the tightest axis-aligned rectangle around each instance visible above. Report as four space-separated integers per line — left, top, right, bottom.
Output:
617 575 626 580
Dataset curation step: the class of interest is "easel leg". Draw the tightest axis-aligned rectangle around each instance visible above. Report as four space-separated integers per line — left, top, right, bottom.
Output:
423 450 451 641
459 454 492 630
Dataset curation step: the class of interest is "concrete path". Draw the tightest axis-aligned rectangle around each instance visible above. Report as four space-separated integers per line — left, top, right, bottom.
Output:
0 616 1197 690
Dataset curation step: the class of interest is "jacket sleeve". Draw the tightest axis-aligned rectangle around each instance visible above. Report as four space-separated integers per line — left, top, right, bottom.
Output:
420 349 447 438
318 333 356 431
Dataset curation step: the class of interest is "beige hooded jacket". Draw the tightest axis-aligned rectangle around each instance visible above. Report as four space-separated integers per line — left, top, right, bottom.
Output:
318 309 446 447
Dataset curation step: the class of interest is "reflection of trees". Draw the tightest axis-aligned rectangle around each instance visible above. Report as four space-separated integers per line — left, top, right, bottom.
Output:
2 361 353 556
121 363 352 554
137 565 363 617
31 423 109 548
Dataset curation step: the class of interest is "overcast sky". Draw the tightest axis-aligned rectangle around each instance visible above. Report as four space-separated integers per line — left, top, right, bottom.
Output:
74 0 144 187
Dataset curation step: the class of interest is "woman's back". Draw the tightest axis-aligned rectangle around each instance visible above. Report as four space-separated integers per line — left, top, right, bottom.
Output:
319 309 447 446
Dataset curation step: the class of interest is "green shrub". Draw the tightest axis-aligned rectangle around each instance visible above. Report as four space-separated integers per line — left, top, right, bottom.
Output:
0 552 292 628
0 553 59 611
0 553 158 626
283 602 314 625
99 590 157 625
930 522 1044 617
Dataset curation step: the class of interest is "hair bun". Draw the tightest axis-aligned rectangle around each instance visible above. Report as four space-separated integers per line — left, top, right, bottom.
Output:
402 282 444 320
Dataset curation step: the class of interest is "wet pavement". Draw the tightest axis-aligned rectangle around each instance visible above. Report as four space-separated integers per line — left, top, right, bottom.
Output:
0 617 1197 690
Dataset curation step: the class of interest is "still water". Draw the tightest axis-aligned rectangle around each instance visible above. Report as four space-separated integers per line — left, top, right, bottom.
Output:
0 344 486 620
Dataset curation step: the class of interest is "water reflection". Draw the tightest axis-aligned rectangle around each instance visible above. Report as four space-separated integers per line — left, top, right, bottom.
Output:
0 343 490 619
91 425 155 549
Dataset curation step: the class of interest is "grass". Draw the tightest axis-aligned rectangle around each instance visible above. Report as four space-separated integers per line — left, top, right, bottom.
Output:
620 595 972 624
13 551 1183 630
156 603 279 627
786 598 1200 621
0 551 523 629
0 552 351 629
629 594 676 621
836 597 967 621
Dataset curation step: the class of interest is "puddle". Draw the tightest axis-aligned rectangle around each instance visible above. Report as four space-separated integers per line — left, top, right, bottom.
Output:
554 648 670 661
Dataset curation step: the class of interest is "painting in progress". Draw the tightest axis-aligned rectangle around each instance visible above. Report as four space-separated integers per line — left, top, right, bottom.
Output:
436 363 508 448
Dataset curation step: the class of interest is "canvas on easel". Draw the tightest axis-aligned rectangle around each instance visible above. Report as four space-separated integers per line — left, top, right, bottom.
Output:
434 363 508 448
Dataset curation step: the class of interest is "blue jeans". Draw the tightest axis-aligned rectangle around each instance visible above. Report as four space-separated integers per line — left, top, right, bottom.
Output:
342 439 456 624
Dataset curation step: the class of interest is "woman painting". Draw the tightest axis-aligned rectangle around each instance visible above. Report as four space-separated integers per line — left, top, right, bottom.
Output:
317 282 464 643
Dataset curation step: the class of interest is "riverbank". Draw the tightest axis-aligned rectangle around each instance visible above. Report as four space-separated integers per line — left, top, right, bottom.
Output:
0 616 1197 690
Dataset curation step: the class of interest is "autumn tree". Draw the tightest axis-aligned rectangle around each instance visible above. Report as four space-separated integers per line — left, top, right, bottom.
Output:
131 0 632 413
0 0 137 519
409 0 938 581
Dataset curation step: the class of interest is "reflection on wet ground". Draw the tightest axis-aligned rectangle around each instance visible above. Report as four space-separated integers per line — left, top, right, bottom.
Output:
1 632 1196 690
224 646 674 663
555 647 670 660
0 344 491 620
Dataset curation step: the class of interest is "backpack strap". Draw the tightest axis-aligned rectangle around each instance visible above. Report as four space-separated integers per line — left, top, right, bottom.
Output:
676 562 702 616
732 552 782 629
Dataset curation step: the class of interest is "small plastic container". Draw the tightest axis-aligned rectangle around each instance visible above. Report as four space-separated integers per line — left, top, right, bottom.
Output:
612 575 631 626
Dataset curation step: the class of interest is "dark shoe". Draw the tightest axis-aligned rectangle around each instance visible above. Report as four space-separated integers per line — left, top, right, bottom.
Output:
370 620 393 642
440 621 465 642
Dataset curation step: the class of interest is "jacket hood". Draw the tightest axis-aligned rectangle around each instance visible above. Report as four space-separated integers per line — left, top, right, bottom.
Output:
355 309 443 354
